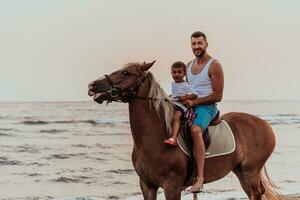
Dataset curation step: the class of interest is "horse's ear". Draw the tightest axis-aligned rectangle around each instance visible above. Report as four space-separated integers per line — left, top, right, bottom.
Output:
140 60 156 72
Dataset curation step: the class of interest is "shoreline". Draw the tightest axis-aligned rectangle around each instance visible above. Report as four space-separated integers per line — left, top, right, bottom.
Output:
4 193 299 200
286 194 300 199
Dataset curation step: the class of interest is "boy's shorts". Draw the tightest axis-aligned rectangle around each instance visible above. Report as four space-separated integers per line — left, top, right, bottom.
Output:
174 105 185 113
192 104 218 131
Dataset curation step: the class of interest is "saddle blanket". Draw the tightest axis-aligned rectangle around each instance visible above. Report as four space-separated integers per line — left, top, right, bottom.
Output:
177 120 236 158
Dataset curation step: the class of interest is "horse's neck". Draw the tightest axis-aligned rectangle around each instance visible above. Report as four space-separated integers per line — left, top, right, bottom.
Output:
129 101 166 151
128 79 168 151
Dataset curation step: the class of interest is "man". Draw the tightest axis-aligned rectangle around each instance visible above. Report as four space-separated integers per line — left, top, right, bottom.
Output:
182 31 224 192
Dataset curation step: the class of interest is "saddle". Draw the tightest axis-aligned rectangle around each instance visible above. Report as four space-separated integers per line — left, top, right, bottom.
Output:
182 110 221 151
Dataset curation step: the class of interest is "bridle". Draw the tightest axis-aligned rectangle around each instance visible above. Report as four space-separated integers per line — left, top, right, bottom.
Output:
97 67 170 104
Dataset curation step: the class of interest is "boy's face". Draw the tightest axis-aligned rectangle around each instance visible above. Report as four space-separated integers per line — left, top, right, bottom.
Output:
171 67 185 82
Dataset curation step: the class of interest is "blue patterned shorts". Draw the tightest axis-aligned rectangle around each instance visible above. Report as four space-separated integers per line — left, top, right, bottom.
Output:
192 104 218 131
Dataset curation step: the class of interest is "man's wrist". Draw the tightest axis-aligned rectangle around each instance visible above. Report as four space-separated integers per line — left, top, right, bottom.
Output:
192 99 199 106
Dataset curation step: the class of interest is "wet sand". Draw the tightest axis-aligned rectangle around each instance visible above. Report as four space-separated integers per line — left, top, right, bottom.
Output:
0 101 299 199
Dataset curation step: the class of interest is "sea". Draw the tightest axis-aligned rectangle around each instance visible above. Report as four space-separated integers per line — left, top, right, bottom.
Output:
0 100 299 200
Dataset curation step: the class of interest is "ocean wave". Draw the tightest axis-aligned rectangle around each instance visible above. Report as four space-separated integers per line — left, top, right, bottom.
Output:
17 172 43 177
5 197 101 200
50 175 93 184
0 115 9 119
0 132 13 137
39 129 68 134
112 181 125 185
107 195 119 200
281 179 297 183
0 156 23 166
72 144 90 148
258 114 300 125
51 176 81 183
27 162 49 166
88 157 106 162
21 114 300 127
22 119 129 126
91 119 129 126
22 120 49 125
95 143 112 149
0 128 14 131
15 145 40 154
276 114 298 117
106 169 135 174
46 153 87 160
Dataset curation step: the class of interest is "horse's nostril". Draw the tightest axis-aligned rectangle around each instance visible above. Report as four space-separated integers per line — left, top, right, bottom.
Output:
89 82 97 90
88 90 95 96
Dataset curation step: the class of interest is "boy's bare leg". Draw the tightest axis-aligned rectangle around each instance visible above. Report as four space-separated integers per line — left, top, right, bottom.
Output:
171 111 182 139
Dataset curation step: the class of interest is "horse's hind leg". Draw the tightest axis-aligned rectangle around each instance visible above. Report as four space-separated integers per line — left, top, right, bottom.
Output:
140 178 158 200
246 172 264 200
233 167 251 199
243 170 265 200
234 165 264 200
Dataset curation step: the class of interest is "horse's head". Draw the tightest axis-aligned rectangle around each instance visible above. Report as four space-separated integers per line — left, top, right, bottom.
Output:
88 61 156 104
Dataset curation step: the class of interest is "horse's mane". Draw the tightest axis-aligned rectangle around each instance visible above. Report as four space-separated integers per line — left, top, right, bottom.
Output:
147 72 174 135
122 62 174 135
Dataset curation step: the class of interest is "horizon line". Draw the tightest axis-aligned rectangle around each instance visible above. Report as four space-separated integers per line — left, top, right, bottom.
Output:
0 99 300 103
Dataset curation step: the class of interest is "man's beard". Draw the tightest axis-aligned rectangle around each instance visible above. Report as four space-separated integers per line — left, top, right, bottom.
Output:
193 49 206 58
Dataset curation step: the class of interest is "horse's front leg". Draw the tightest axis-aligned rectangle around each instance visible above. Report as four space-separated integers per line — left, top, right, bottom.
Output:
140 178 158 200
164 189 181 200
163 180 182 200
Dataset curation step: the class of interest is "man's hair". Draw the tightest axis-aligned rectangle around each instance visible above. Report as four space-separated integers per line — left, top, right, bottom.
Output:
171 61 186 71
191 31 207 42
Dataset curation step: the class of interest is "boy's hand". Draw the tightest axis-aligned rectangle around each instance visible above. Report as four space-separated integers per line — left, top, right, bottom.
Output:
183 99 195 107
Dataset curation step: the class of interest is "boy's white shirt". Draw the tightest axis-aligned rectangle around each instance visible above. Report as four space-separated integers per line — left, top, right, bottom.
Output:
171 81 197 112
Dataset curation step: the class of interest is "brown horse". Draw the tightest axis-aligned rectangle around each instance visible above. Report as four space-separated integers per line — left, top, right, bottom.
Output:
88 61 281 200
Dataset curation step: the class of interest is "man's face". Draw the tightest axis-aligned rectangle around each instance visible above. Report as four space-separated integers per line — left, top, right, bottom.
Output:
191 36 208 58
171 67 186 82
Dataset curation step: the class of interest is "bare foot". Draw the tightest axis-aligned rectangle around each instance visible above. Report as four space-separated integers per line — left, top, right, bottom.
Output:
190 177 204 193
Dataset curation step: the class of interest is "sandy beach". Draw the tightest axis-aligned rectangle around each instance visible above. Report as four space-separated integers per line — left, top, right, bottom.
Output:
0 101 299 199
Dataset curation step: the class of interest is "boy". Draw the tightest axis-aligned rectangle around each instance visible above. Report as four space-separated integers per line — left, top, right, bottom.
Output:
164 61 197 146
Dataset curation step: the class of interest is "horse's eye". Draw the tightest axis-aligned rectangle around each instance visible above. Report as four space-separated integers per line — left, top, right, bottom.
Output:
122 70 128 75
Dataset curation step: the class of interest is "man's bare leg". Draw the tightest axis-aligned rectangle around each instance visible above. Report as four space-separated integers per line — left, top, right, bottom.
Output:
190 125 205 192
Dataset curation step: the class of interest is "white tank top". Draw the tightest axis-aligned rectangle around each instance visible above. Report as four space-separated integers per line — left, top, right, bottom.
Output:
187 58 214 98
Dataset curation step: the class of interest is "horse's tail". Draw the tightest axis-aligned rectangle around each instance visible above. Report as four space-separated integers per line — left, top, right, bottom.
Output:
261 165 282 200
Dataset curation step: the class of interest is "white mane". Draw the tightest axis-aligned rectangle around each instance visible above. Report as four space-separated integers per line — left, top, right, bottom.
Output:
147 72 174 135
122 62 174 135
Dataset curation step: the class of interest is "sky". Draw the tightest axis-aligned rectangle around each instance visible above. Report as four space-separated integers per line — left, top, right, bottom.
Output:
0 0 300 101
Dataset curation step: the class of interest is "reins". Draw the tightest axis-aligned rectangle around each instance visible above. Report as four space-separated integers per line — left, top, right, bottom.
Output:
102 70 171 104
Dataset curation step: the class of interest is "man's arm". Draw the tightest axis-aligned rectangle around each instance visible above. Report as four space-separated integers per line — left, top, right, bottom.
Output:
178 94 197 102
183 61 224 107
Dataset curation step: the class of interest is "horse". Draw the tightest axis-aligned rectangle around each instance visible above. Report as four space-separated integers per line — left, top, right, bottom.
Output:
88 61 281 200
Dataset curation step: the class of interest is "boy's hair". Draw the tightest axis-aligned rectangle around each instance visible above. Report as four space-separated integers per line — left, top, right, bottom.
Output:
171 61 186 71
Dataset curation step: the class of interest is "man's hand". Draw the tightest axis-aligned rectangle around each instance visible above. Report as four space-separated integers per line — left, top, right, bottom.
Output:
183 99 195 108
178 96 186 102
178 94 197 102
